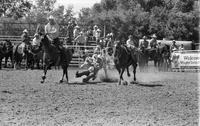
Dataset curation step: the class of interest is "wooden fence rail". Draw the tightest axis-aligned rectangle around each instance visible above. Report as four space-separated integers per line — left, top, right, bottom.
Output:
0 36 98 67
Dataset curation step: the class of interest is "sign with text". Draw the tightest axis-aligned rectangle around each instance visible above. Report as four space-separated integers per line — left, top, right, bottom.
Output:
171 50 200 69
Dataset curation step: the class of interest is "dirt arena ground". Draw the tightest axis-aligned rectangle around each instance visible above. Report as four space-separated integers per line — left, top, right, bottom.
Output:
0 67 199 126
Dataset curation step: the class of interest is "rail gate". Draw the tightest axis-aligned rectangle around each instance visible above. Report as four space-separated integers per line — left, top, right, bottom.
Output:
0 36 97 67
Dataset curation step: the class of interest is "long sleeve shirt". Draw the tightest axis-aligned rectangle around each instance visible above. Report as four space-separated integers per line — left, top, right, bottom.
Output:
126 39 135 47
45 23 59 40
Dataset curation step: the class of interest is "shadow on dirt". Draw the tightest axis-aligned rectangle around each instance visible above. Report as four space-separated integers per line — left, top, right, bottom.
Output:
2 90 12 94
61 81 105 85
131 81 164 87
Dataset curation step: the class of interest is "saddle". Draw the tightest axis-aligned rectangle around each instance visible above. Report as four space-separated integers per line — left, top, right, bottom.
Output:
123 45 131 55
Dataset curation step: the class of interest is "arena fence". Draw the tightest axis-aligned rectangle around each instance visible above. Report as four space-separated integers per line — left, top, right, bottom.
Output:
0 36 98 67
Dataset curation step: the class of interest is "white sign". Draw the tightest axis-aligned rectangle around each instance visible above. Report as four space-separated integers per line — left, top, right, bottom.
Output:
171 50 200 69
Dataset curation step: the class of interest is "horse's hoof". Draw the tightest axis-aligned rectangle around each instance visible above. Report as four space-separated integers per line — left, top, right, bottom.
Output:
41 76 46 80
127 74 131 77
59 80 63 83
40 80 44 83
123 81 128 85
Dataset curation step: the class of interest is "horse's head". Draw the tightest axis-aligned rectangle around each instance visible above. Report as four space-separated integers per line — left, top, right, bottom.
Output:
3 40 13 52
40 34 51 47
113 41 122 57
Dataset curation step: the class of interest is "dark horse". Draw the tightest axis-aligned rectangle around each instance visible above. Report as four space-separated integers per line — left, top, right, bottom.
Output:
40 35 74 83
147 48 160 67
138 46 149 71
0 40 13 69
114 42 138 85
13 43 34 69
157 44 171 71
29 45 43 69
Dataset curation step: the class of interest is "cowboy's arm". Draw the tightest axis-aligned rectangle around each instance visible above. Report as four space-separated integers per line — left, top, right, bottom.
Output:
44 25 48 35
74 35 80 43
80 63 87 68
80 57 91 68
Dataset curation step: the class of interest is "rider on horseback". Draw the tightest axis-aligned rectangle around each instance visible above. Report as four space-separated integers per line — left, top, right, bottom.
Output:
45 15 63 53
149 34 157 48
32 33 42 49
125 35 138 56
139 36 149 49
170 40 178 53
21 29 31 56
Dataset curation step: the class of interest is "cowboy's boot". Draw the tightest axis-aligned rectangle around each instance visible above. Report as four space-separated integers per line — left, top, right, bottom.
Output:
76 70 90 78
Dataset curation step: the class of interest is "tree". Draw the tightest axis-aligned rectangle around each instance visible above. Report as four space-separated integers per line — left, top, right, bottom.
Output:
27 0 56 23
78 7 92 27
0 0 32 19
77 0 198 42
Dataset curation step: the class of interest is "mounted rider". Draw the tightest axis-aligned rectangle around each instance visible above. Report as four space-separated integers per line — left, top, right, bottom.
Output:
149 34 157 48
75 54 103 83
21 29 31 56
139 36 149 49
32 33 42 50
170 40 178 53
126 35 138 53
45 15 62 53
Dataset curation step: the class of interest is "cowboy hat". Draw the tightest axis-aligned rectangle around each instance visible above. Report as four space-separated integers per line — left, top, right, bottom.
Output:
23 29 28 33
128 35 133 38
75 25 80 29
172 40 176 43
93 25 98 28
48 15 55 20
143 36 147 39
151 34 157 38
97 29 101 32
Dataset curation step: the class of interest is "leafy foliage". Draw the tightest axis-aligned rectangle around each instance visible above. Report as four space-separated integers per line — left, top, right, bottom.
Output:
0 0 32 19
77 0 199 42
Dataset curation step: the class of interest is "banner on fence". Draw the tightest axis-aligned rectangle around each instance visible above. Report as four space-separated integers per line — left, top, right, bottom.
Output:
171 50 200 69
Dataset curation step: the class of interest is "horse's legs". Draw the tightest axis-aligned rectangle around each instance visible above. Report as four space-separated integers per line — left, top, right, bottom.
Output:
119 67 125 85
0 58 2 70
25 55 28 70
127 66 130 77
65 66 69 83
133 64 137 81
154 59 157 67
10 54 14 68
41 64 48 83
59 68 65 83
4 56 8 68
36 60 40 69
